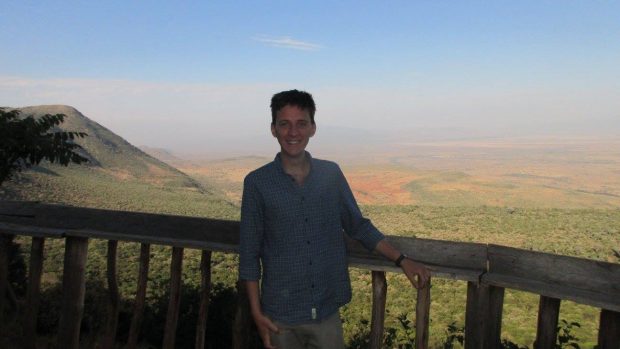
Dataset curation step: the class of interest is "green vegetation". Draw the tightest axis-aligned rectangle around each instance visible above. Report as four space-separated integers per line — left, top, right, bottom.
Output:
7 200 617 347
2 106 618 348
0 108 88 186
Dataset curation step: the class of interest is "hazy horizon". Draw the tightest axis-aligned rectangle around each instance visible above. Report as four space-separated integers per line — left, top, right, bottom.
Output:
2 1 619 157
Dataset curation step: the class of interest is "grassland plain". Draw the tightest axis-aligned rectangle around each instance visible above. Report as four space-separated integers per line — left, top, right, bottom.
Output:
3 106 619 347
5 167 619 347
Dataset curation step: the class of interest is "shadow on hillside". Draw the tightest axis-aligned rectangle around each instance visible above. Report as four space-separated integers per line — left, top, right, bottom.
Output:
30 166 60 176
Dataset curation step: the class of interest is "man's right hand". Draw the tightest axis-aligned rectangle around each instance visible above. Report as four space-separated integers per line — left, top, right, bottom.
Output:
253 312 279 349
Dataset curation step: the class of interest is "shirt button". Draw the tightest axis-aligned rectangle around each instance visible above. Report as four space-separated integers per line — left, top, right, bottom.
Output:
306 240 310 245
311 284 315 288
305 218 308 223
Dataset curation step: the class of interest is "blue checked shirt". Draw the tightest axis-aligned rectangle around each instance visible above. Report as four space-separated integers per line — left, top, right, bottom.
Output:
239 152 385 325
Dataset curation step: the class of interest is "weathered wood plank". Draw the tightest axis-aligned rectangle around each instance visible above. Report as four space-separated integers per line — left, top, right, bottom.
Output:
598 309 620 349
195 250 212 349
0 222 64 238
102 240 119 349
347 236 487 271
126 243 151 349
162 247 184 349
0 202 240 247
487 244 620 312
534 296 560 349
482 245 620 311
0 200 37 217
369 271 387 349
23 236 45 349
57 236 89 349
349 259 482 282
415 277 431 349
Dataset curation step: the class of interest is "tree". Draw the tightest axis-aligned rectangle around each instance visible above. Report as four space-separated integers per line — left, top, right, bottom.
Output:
0 108 89 186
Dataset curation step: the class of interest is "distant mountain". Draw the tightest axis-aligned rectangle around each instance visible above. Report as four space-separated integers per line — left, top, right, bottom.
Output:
18 105 196 184
0 105 238 219
139 145 196 169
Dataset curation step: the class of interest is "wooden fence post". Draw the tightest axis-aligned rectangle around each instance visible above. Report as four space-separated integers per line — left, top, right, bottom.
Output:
23 236 45 349
369 271 387 349
57 236 89 349
126 243 151 349
598 309 620 349
195 250 212 349
162 246 184 349
0 233 11 332
415 276 431 349
465 281 489 349
464 283 505 349
487 285 505 349
534 296 561 349
102 240 119 349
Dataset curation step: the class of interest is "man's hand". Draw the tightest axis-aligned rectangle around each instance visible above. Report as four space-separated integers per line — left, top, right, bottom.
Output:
400 258 431 289
245 281 280 348
252 312 279 349
373 240 431 289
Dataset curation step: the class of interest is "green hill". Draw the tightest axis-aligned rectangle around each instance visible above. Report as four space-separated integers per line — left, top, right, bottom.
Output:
0 105 238 219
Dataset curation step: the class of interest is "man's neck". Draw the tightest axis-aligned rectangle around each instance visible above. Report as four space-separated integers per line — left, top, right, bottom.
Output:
280 152 311 184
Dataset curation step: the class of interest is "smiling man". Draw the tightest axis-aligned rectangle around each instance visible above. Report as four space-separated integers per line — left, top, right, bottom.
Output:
239 89 429 349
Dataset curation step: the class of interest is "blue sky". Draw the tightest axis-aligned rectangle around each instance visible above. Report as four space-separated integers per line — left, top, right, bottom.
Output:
1 1 619 156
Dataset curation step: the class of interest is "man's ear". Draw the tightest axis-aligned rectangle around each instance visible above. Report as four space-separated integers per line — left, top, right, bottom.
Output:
271 124 276 137
309 123 316 137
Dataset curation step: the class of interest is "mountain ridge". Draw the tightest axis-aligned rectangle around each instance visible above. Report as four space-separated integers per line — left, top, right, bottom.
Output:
1 105 236 218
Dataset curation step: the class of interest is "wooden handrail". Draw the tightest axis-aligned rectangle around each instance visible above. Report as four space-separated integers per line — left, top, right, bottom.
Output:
1 201 619 349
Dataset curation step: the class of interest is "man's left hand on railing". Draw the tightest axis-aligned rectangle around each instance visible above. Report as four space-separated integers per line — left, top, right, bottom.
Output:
374 239 431 289
400 257 430 289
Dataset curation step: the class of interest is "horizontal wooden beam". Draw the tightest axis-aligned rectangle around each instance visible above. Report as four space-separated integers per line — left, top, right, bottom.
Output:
347 235 487 271
0 202 240 246
486 245 620 312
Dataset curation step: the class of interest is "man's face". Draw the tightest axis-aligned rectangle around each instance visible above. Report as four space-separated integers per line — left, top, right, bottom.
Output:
271 105 316 159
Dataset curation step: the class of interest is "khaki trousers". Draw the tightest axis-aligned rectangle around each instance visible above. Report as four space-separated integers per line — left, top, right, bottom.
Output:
270 312 345 349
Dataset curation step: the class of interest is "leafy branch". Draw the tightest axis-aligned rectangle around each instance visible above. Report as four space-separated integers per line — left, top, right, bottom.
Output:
0 108 89 186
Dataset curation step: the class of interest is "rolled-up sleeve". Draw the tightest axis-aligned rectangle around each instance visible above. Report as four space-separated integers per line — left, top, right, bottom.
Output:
239 175 264 281
336 165 385 251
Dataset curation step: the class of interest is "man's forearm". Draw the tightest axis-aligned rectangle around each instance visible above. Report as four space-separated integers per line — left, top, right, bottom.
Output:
374 239 403 263
245 280 263 318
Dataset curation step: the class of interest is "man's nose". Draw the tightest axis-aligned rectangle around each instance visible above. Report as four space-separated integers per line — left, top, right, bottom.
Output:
289 125 299 135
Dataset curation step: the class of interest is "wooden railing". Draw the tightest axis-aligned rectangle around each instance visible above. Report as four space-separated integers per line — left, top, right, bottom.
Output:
0 201 618 349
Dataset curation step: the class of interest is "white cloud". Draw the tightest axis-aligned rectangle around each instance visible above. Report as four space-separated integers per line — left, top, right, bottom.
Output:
253 35 323 51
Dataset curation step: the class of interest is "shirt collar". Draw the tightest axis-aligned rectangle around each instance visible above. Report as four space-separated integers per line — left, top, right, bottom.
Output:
274 151 314 175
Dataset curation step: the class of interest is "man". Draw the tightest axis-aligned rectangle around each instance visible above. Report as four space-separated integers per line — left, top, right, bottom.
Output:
239 89 429 348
